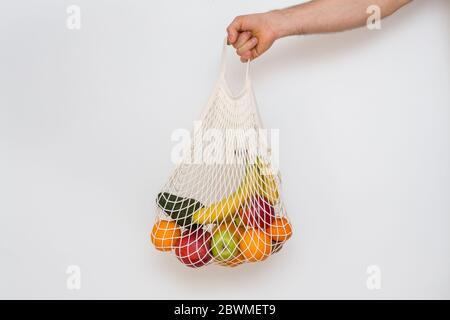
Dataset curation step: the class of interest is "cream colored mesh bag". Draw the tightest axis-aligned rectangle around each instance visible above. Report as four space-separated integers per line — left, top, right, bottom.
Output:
151 39 292 268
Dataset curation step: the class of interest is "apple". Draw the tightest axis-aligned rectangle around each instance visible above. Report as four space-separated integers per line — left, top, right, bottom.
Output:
239 195 275 229
211 228 239 261
175 228 212 268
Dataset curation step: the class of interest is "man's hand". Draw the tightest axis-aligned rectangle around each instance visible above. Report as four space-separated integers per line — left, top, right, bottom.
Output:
226 0 411 62
227 12 280 62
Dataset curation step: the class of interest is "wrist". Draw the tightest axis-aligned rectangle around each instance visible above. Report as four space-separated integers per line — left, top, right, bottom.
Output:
268 8 304 39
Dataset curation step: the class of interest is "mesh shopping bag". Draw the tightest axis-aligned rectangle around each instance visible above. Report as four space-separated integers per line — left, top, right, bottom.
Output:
151 38 292 268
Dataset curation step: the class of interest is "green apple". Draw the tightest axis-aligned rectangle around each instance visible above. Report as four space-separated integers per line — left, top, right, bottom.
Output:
211 229 239 261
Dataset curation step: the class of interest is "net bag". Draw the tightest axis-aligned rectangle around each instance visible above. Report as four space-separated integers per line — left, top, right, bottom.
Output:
151 38 292 268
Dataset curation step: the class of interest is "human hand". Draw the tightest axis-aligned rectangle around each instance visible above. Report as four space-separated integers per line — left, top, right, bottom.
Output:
226 11 281 62
226 1 412 62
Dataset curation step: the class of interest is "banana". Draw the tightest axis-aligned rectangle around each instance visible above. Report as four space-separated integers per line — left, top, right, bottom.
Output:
191 157 280 225
255 157 279 205
192 163 259 225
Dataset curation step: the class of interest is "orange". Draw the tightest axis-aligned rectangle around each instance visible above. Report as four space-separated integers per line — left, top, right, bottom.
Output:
151 220 181 251
239 229 272 262
267 217 292 242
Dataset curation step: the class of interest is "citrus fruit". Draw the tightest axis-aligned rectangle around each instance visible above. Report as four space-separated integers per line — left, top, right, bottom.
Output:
151 220 181 251
239 228 272 262
267 217 292 242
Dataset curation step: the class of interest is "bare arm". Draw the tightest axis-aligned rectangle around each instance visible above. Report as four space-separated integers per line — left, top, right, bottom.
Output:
227 0 411 62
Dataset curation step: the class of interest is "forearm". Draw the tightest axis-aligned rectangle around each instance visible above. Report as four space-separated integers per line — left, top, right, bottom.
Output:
271 0 412 38
226 0 412 61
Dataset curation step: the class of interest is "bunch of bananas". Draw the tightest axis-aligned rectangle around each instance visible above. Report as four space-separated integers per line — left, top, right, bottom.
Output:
192 157 279 225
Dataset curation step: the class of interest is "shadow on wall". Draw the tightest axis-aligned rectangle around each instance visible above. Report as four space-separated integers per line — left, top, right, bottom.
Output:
252 0 432 81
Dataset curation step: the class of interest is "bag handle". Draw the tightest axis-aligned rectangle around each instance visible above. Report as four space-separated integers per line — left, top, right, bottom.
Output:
219 37 251 84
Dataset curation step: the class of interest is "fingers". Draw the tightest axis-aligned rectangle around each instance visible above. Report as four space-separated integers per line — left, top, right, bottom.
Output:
226 16 244 44
226 14 263 62
232 31 258 61
240 47 259 63
240 51 252 63
234 31 252 49
235 36 258 62
236 37 257 55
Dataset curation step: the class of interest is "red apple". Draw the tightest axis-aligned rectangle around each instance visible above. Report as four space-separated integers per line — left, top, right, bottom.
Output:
239 195 275 229
175 228 212 268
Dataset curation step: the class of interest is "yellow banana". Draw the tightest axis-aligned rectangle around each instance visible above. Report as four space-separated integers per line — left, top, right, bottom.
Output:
256 157 279 205
192 157 280 225
192 163 259 225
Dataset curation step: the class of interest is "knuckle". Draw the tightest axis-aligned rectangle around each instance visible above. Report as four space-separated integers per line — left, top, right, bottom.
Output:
234 15 246 24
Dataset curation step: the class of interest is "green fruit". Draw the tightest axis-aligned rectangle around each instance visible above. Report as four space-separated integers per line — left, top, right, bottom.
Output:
211 229 239 261
233 215 244 227
156 192 204 227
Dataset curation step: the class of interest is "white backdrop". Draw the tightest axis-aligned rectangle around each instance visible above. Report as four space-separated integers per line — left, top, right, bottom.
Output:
0 0 449 299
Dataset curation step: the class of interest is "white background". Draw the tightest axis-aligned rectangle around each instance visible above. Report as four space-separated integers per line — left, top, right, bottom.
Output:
0 0 449 299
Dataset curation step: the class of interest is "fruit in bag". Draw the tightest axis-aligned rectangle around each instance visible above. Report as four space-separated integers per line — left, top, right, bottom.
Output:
239 228 272 262
211 228 239 262
192 163 259 225
151 38 292 268
151 220 181 251
157 192 204 227
238 195 275 229
267 217 293 242
175 228 212 267
255 157 279 205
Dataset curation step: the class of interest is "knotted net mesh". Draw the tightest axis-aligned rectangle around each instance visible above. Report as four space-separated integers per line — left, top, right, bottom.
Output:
151 40 292 268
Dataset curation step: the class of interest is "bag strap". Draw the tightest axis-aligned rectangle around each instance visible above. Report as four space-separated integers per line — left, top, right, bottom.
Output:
219 37 251 84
